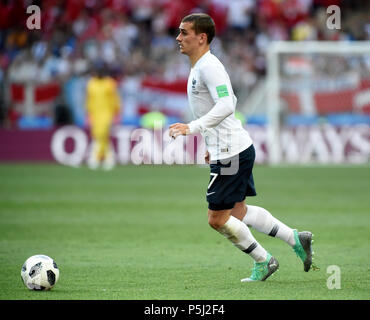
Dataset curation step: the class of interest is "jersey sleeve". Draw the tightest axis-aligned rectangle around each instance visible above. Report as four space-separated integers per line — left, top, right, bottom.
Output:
188 62 235 134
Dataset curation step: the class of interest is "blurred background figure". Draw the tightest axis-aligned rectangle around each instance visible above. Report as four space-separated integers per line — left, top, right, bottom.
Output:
86 63 121 170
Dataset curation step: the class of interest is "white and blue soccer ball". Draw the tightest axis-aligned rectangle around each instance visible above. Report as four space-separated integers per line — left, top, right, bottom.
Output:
21 255 59 291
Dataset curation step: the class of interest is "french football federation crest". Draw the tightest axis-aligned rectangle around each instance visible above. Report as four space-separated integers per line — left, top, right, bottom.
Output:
191 78 198 94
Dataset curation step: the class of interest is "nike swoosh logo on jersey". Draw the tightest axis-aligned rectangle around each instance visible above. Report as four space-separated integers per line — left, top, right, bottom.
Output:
206 192 216 196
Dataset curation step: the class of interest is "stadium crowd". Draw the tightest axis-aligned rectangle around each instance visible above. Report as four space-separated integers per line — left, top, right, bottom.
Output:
0 0 369 127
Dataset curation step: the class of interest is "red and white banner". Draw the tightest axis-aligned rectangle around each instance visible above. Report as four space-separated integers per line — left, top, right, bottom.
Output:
131 77 188 118
281 76 370 115
10 82 61 117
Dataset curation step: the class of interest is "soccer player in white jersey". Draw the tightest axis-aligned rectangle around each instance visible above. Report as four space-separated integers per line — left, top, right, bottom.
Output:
169 13 314 281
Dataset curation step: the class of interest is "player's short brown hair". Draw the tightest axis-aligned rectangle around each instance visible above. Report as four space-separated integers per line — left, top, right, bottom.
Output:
181 13 215 44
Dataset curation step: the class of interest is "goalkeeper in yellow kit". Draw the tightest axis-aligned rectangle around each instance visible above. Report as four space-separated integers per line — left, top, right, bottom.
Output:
86 66 121 170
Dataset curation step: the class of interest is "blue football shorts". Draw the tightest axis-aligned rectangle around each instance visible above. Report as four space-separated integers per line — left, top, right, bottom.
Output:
207 144 257 211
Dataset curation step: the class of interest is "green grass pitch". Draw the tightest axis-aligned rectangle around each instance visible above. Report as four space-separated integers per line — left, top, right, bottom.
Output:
0 163 369 300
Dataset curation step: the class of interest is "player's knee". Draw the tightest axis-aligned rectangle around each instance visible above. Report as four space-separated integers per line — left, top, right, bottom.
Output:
208 217 223 230
208 210 230 230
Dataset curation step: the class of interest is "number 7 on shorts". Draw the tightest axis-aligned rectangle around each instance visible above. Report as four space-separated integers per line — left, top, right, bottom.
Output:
207 173 218 190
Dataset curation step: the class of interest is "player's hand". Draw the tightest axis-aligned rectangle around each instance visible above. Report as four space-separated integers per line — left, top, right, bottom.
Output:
205 150 210 164
169 123 190 139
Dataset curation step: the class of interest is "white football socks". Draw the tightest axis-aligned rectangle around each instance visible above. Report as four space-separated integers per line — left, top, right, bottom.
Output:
243 205 295 247
218 215 267 262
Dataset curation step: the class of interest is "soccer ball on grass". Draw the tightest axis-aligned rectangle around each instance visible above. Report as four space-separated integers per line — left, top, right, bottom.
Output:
21 254 59 290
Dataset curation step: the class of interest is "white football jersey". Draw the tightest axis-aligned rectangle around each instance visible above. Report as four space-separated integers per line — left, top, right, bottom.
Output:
187 50 253 160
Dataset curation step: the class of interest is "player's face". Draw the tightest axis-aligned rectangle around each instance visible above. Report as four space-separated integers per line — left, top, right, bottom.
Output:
176 22 202 56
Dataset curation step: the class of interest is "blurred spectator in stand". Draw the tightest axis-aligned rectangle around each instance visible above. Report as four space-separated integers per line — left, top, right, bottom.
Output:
85 64 121 170
227 0 255 34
